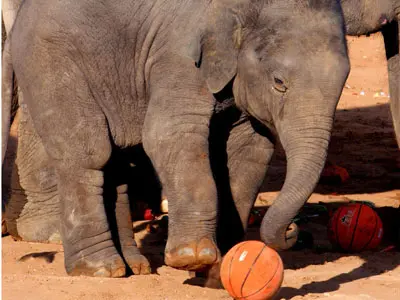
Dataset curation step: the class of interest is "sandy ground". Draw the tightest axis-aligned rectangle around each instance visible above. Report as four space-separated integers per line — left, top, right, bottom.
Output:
2 34 400 300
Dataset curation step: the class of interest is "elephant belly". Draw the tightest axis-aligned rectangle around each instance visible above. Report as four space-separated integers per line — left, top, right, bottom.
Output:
104 101 147 149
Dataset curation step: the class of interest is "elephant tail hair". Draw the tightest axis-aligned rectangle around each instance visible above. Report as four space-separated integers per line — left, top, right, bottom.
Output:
2 36 14 163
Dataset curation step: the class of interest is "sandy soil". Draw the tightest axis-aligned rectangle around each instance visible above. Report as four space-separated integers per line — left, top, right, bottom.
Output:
2 34 400 300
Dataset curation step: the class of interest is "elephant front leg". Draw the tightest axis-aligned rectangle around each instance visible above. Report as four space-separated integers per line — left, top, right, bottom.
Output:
217 115 275 254
382 20 400 147
41 102 126 277
199 111 275 288
142 86 219 271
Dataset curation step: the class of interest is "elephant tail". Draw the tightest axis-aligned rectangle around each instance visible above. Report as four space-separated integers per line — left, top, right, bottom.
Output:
2 36 14 163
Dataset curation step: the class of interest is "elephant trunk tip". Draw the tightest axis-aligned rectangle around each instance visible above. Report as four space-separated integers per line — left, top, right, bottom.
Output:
260 217 299 250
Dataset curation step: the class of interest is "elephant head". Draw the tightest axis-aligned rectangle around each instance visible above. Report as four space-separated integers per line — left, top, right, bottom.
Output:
192 0 350 250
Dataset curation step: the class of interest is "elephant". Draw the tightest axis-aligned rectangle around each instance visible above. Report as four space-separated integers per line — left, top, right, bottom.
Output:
4 0 398 247
340 0 400 147
2 0 350 278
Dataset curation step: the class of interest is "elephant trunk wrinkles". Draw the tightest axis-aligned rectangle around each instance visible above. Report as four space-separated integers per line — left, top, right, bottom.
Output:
260 120 333 250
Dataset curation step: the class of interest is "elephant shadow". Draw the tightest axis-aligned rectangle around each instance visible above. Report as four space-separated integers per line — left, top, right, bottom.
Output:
277 250 400 299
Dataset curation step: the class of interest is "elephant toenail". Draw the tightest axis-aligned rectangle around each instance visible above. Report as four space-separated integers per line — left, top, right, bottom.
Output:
178 248 195 256
199 248 215 257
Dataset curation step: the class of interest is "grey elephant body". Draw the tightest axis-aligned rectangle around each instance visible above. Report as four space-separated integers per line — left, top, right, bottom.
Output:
1 1 163 243
341 0 400 145
2 0 349 278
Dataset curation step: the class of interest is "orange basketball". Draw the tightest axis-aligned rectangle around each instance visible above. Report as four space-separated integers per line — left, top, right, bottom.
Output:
328 203 383 252
220 241 284 300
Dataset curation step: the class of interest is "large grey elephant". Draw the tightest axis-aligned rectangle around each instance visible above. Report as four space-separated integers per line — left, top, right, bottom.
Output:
2 0 350 277
341 0 400 146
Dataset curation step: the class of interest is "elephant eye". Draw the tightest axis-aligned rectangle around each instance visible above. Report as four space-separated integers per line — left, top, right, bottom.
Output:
273 76 288 93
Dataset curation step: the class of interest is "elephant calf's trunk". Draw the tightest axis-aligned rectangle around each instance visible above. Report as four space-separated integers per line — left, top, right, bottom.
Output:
261 130 331 250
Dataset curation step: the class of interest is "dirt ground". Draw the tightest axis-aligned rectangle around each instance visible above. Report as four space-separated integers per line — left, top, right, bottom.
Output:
2 34 400 300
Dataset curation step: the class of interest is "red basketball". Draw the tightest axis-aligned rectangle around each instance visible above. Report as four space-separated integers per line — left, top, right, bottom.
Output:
328 203 383 251
220 241 284 300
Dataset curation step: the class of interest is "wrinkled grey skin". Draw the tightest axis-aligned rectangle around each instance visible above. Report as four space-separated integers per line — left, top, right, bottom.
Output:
341 0 400 146
2 0 349 277
2 0 63 242
2 1 162 245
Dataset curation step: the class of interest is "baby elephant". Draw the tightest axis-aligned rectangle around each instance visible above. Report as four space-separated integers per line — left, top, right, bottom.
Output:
2 0 349 277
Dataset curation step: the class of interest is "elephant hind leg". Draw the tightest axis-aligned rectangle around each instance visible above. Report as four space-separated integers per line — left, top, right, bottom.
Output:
51 119 126 277
382 20 400 147
13 103 60 243
197 110 275 288
24 72 125 277
213 112 275 255
4 154 26 240
103 152 151 275
2 107 21 239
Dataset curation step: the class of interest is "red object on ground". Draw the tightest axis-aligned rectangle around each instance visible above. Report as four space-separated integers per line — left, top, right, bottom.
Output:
247 208 267 227
144 209 154 220
321 164 350 183
328 203 383 252
220 241 284 300
248 215 256 226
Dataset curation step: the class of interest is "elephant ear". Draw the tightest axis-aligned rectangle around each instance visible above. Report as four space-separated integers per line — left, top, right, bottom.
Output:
195 8 244 93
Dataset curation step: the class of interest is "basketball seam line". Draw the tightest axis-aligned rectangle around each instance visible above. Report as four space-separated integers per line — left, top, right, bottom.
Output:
239 245 267 298
229 242 248 299
239 253 282 300
348 205 363 251
336 207 345 250
240 246 281 300
360 210 379 251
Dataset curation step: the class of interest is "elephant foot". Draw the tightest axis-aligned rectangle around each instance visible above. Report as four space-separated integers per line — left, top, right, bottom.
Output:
66 248 126 278
122 245 151 275
17 214 61 244
165 237 220 271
